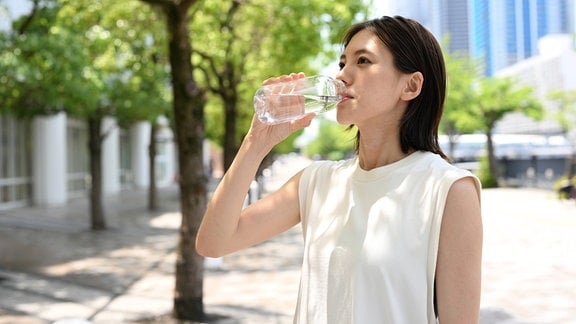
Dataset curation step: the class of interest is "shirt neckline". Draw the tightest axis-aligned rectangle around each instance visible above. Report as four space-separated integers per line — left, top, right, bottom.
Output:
352 151 425 182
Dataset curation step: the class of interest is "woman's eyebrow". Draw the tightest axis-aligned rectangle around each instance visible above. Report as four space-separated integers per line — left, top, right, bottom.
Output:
340 48 374 60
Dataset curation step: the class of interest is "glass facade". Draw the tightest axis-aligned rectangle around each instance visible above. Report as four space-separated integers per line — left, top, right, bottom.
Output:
389 0 574 76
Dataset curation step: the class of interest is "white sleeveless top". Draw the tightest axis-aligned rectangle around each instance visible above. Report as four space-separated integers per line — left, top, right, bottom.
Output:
295 151 480 323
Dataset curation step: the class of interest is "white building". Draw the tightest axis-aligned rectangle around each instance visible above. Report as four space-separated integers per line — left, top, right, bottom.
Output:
0 114 177 210
495 34 576 134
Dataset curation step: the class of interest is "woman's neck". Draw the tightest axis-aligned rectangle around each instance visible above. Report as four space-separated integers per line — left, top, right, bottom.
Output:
357 129 411 171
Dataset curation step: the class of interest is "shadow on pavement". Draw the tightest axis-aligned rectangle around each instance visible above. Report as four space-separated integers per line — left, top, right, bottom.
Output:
0 187 181 304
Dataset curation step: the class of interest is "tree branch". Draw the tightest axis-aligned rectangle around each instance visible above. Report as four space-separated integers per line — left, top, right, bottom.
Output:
138 0 171 6
195 64 219 94
16 0 40 35
222 0 241 32
193 49 224 92
138 0 197 11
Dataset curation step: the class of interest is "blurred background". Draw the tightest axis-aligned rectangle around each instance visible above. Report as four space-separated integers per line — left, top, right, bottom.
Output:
1 0 575 210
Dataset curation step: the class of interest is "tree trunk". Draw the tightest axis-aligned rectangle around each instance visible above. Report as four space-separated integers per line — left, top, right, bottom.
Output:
148 121 158 211
447 133 459 162
566 152 575 180
88 117 106 230
486 129 498 186
564 131 575 180
164 3 207 322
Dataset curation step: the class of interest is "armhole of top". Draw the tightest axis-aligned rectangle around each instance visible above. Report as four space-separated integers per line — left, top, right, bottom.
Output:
434 278 438 318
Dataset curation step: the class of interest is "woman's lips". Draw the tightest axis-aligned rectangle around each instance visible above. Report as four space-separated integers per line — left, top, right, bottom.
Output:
340 93 353 102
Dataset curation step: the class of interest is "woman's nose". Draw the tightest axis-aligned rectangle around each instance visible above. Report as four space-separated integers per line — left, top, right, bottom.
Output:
335 71 348 86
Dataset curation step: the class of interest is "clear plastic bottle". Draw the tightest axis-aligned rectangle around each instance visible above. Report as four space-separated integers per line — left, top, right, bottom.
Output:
253 75 346 124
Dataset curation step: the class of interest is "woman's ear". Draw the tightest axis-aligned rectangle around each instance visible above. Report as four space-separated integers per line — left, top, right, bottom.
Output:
400 71 423 101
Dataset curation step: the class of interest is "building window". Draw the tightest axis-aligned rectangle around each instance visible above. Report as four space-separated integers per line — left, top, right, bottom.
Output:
66 118 89 197
0 116 32 210
119 128 133 188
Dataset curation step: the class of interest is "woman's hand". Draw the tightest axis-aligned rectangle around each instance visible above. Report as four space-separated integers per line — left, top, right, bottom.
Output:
247 72 315 154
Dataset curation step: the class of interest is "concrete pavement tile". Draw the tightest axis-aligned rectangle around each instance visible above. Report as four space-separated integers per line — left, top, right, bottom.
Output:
203 304 293 324
0 288 96 321
90 309 145 323
91 294 172 323
127 273 174 297
0 315 48 324
481 188 576 323
104 294 172 314
205 270 299 317
0 270 112 309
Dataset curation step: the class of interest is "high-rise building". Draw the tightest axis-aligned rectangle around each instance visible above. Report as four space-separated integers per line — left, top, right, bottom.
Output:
387 0 575 75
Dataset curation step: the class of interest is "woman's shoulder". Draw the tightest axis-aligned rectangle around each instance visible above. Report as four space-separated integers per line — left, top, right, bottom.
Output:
415 151 479 182
418 151 465 170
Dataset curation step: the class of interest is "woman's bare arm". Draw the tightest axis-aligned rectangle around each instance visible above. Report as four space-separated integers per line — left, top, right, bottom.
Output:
436 176 483 323
196 136 306 257
196 87 314 257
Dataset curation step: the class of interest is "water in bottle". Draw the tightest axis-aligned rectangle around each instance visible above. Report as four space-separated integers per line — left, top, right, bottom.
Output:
254 75 346 124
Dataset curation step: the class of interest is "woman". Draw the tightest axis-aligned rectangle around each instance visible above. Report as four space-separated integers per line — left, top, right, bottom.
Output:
197 16 482 324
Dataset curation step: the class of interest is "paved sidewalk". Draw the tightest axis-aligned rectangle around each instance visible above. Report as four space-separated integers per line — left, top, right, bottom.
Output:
0 188 181 323
0 158 575 323
480 188 576 324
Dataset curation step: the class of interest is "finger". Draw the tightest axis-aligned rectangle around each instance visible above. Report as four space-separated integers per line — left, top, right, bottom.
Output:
262 72 305 86
290 112 315 129
290 72 306 80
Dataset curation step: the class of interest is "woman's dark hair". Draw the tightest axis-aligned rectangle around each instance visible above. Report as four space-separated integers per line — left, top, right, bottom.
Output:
342 16 447 159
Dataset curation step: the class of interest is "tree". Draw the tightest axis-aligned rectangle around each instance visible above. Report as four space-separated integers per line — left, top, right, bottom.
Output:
441 49 544 186
464 77 543 186
0 1 110 228
0 0 171 224
137 0 208 321
548 89 576 179
55 0 170 227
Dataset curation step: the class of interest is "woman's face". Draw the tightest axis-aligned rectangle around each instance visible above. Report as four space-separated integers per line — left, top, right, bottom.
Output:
335 29 411 128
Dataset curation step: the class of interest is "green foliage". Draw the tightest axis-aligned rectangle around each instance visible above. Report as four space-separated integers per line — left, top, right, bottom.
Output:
276 130 307 155
442 50 480 135
442 51 543 136
0 0 170 125
0 4 99 117
304 118 355 160
189 0 369 153
547 89 576 133
477 154 498 188
553 175 575 199
471 77 543 131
